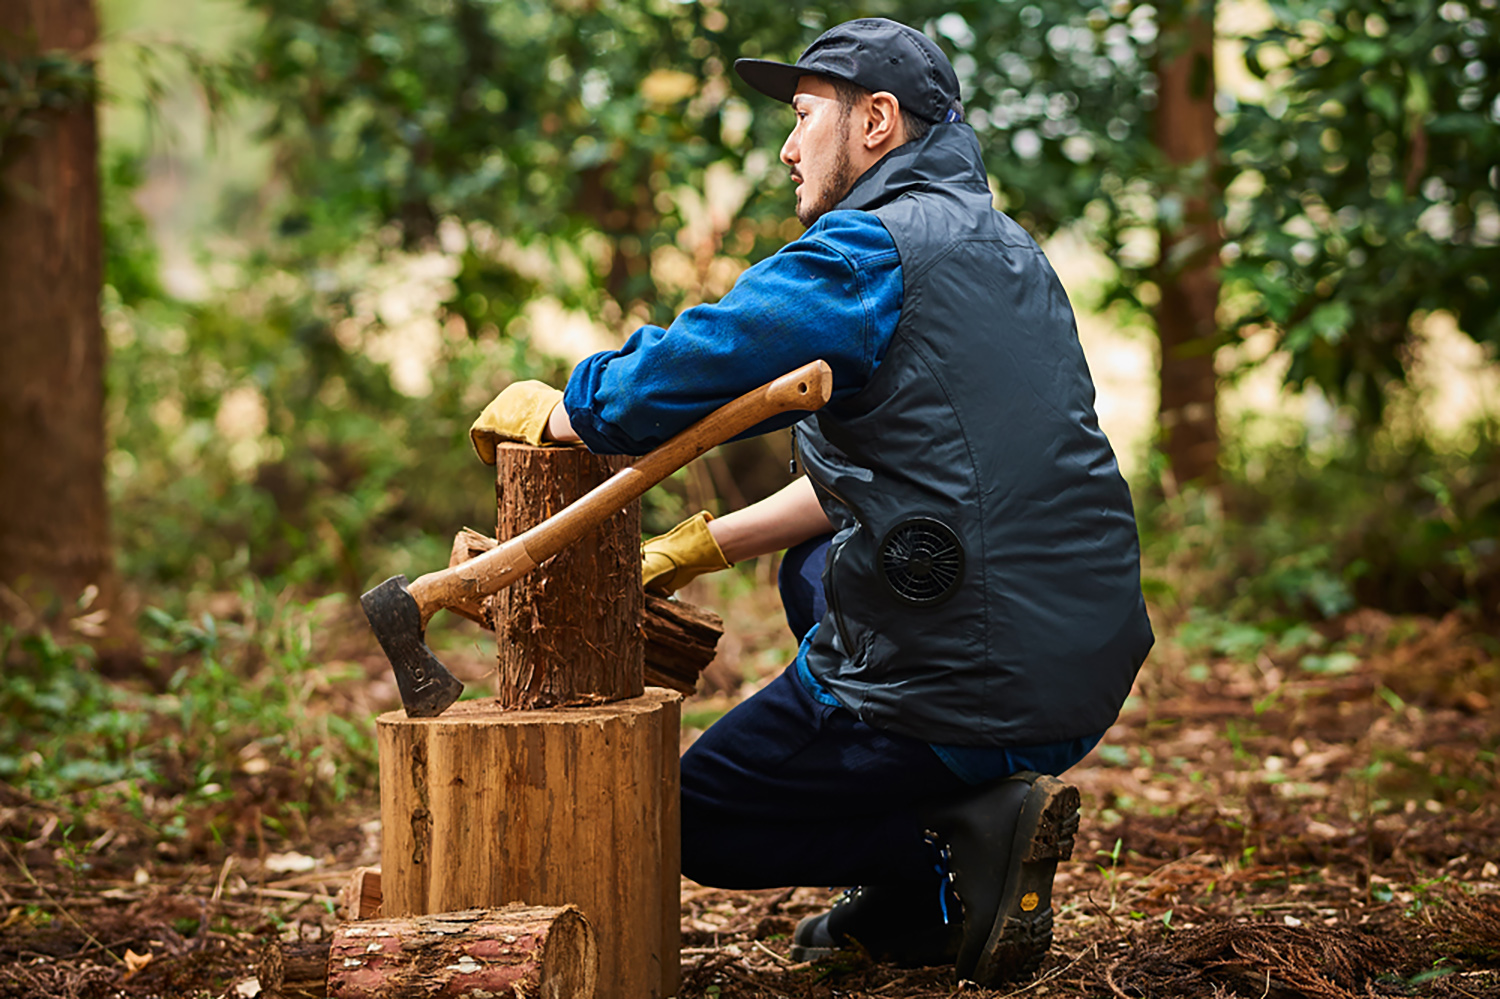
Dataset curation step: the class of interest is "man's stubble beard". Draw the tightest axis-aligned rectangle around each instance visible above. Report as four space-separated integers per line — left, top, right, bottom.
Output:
795 107 857 228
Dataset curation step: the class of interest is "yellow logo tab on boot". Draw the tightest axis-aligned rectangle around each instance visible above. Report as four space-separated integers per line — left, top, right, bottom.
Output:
1020 892 1040 911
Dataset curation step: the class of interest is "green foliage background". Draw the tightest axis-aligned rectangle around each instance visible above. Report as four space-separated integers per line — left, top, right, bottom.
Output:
87 0 1500 611
7 0 1499 827
1225 0 1500 418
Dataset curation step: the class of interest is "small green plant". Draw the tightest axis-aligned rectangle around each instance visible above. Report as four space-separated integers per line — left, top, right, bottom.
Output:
1224 719 1254 764
1299 651 1360 675
1096 838 1125 912
1406 875 1452 917
2 586 380 843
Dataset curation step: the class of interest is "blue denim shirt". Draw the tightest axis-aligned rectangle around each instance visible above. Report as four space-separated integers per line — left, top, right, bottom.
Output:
564 211 903 454
565 210 1103 784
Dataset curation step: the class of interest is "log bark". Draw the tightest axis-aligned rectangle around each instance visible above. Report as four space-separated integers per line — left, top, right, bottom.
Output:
490 444 643 707
326 904 595 999
378 691 680 999
448 527 722 695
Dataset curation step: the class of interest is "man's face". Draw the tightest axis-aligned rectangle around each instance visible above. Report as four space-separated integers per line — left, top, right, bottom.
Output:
781 76 859 228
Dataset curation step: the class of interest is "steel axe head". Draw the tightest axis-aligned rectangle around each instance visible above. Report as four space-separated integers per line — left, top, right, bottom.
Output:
360 575 465 718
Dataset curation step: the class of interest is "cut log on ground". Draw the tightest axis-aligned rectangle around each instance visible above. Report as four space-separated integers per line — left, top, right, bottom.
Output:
378 691 680 999
326 904 595 999
448 527 723 695
256 938 329 999
252 905 594 999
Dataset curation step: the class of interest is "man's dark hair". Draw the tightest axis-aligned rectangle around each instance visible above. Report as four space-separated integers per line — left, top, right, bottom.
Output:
830 77 932 144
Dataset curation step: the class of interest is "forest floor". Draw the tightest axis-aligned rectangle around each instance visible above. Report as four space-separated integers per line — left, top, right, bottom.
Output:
2 580 1498 999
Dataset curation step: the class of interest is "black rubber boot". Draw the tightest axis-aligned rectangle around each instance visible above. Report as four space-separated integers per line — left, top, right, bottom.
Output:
923 772 1081 986
790 882 962 967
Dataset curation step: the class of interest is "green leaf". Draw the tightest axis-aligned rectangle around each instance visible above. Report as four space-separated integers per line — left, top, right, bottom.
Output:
1365 83 1399 122
1096 744 1131 767
1298 651 1360 674
1404 70 1431 117
1309 300 1354 345
1346 39 1386 65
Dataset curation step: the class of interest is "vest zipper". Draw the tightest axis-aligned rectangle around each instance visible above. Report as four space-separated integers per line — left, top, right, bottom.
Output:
825 525 858 654
795 430 859 654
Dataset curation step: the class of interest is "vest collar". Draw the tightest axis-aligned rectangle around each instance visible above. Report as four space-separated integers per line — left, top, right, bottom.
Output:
835 124 991 213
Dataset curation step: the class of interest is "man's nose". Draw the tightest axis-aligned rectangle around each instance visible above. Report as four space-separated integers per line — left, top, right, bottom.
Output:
780 130 798 167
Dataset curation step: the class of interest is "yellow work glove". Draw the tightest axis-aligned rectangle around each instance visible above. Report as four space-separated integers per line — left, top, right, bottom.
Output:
469 381 566 463
641 511 732 595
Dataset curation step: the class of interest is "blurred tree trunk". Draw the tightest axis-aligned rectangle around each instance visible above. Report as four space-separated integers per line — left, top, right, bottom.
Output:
0 0 126 657
1152 0 1221 490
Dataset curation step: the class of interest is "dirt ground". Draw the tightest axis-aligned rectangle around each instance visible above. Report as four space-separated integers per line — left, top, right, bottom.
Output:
2 595 1498 999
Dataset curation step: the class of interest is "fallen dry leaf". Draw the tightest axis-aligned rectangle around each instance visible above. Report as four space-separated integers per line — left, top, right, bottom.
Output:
122 948 153 981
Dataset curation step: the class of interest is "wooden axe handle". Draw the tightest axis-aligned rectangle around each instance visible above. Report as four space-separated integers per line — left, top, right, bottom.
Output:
407 360 833 621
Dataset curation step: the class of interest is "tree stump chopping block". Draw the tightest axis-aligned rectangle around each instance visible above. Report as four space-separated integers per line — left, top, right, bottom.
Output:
326 904 595 999
378 691 680 999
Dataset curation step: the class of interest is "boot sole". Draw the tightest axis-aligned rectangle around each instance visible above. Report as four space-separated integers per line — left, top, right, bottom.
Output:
788 942 836 962
789 911 836 962
969 775 1080 985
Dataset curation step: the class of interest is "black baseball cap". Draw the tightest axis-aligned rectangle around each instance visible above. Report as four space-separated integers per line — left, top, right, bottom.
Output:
735 18 963 124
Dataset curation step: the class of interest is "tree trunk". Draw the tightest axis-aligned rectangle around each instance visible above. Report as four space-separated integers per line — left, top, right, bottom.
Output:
0 0 124 647
1152 0 1222 490
490 443 643 708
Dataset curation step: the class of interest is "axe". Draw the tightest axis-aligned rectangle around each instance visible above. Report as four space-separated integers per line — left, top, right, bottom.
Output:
361 359 834 718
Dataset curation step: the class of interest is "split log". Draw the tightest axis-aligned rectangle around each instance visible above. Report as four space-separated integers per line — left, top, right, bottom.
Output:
491 444 642 708
641 593 724 694
448 527 723 695
340 867 382 921
378 691 680 999
326 904 595 999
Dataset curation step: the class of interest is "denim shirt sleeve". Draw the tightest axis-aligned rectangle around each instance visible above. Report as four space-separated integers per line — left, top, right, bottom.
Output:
563 211 902 456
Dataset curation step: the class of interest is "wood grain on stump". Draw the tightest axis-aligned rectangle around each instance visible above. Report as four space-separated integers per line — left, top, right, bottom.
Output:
377 691 680 999
490 443 642 708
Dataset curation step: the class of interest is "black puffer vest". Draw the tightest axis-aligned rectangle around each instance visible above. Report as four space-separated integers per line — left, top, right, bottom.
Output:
796 125 1154 747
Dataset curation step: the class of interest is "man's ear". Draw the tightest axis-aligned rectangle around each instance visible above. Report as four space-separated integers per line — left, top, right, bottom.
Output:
862 91 904 150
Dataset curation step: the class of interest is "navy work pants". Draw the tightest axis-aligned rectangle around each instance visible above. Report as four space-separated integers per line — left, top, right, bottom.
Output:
680 535 968 889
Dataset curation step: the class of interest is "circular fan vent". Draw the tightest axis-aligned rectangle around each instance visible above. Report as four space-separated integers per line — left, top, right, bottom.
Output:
879 518 964 607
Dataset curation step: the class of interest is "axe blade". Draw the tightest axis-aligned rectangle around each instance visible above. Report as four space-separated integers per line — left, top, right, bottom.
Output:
360 575 465 718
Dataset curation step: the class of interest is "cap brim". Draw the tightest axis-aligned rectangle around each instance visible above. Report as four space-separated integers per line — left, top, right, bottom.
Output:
734 58 811 104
